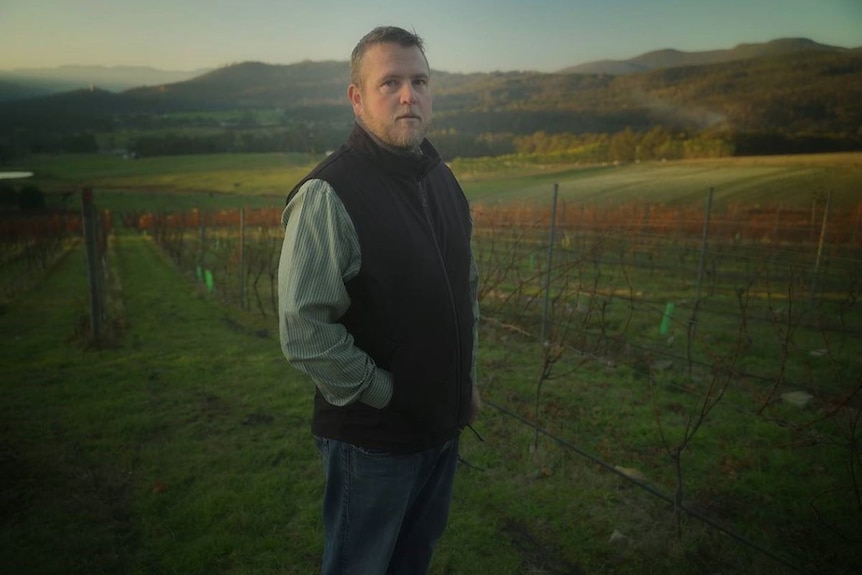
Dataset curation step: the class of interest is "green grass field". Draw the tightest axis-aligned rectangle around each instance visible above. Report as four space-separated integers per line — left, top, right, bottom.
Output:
18 153 315 211
2 151 861 574
1 234 324 574
13 151 862 212
6 231 841 575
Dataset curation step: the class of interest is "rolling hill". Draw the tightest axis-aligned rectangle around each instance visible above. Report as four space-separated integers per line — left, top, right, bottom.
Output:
0 65 210 101
0 38 860 160
559 37 847 74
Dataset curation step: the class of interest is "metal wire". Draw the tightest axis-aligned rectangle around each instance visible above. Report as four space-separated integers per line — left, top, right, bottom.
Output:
481 397 813 575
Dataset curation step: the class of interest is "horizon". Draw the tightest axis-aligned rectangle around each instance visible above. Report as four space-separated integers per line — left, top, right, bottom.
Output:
1 0 861 74
1 35 860 77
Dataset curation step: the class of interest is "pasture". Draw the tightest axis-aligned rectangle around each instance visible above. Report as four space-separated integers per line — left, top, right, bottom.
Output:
2 151 861 574
17 150 862 210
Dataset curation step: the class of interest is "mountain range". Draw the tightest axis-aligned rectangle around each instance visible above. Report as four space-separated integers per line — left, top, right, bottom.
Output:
1 38 855 100
0 65 210 101
1 38 860 159
559 37 850 74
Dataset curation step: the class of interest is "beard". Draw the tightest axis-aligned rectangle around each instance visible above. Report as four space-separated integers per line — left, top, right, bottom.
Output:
359 111 430 152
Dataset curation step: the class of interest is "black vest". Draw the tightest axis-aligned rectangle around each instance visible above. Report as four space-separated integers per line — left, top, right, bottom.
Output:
288 124 475 452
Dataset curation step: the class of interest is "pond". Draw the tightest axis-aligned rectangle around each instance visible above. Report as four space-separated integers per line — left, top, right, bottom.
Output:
0 172 34 180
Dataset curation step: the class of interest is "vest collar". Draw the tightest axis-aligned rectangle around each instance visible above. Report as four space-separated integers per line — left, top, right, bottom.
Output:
348 122 442 180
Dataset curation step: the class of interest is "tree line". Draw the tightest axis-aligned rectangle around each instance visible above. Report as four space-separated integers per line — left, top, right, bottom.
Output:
2 122 859 165
0 182 46 211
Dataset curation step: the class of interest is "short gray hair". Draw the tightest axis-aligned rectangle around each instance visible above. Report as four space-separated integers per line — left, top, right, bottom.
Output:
350 26 427 87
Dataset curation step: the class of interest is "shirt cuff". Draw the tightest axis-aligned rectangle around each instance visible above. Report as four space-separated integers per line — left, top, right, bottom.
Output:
360 368 393 409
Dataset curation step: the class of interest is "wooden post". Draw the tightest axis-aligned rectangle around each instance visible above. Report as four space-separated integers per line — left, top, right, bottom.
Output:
694 188 714 306
540 183 559 345
852 201 861 246
198 209 206 275
687 187 714 375
239 207 246 310
81 188 103 341
811 190 831 302
773 203 782 243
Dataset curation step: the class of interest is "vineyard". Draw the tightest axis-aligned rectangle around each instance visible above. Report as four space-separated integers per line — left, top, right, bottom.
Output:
0 210 85 306
2 154 861 572
103 191 862 572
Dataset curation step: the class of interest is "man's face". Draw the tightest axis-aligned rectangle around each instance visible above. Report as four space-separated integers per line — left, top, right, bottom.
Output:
348 42 431 151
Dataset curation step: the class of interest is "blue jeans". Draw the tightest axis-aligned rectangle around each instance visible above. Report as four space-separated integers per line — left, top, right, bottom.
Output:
314 436 460 575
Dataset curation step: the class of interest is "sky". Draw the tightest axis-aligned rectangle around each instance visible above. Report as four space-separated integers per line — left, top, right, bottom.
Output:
1 0 861 74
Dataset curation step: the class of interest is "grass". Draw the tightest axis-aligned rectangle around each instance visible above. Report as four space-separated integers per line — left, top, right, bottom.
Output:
12 150 862 214
466 155 862 208
466 321 861 574
16 153 317 211
1 226 829 575
2 151 861 573
1 232 322 574
462 153 862 210
1 230 555 574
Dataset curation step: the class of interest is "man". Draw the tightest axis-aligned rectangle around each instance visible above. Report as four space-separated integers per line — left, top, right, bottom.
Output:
278 26 480 575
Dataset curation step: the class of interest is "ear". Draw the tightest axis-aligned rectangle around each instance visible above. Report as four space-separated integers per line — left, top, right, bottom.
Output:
348 84 362 115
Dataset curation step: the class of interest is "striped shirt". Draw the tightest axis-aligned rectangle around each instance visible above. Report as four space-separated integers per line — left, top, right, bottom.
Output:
278 178 479 410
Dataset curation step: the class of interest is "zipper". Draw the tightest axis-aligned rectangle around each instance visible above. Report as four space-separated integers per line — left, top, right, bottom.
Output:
418 183 465 426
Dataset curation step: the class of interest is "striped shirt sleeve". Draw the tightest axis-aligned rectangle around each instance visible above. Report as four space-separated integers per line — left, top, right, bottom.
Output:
470 242 480 388
278 178 393 409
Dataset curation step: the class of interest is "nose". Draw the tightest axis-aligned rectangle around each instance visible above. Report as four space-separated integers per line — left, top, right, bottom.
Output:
399 83 417 104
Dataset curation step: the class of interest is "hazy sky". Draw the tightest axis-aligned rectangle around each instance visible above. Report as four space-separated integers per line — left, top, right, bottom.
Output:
1 0 860 73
